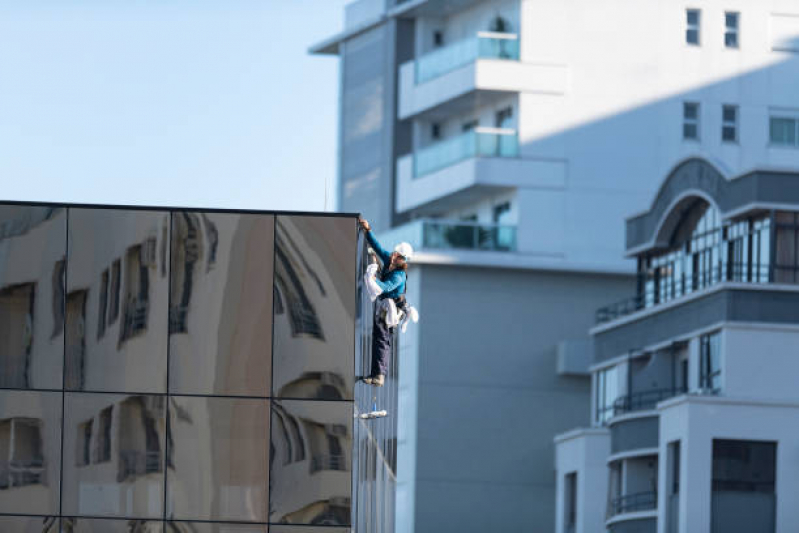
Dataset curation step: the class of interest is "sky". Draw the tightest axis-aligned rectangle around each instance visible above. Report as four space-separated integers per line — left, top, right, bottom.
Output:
0 0 350 212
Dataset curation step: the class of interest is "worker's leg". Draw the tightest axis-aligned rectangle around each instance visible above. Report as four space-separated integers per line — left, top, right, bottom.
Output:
371 308 392 378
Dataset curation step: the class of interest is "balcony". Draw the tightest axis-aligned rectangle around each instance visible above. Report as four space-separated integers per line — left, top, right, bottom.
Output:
415 128 518 178
398 33 568 120
396 129 565 214
595 263 799 324
611 388 687 417
608 491 657 518
378 219 516 253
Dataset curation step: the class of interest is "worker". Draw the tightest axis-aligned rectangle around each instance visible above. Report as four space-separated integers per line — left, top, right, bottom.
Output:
358 217 413 387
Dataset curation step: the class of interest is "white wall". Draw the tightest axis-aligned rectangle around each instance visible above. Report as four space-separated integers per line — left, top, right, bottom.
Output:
555 429 611 533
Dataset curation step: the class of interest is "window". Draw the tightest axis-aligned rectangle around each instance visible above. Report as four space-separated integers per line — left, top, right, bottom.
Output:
495 107 513 129
595 366 619 424
95 406 113 463
433 30 444 47
97 269 109 339
686 9 701 45
493 202 511 224
670 441 681 495
699 331 721 392
722 105 738 142
77 419 93 467
431 123 441 140
770 115 799 147
51 259 66 338
725 12 739 48
564 472 577 531
109 259 121 324
774 212 799 283
683 102 700 140
461 119 478 132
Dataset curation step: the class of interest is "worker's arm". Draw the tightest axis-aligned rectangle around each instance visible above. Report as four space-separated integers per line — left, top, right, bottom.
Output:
373 270 405 293
365 229 392 264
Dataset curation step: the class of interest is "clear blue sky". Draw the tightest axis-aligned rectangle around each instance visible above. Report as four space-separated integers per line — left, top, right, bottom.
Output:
0 0 349 211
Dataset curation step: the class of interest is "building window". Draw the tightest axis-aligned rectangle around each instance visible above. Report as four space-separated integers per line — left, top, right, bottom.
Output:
462 119 478 132
495 107 513 129
712 439 776 532
564 472 577 532
770 115 799 147
109 259 121 324
95 406 113 464
77 419 93 467
774 212 799 283
0 418 45 488
686 9 701 45
431 122 441 140
722 105 738 142
51 259 66 338
725 12 739 48
595 365 619 424
120 244 150 342
433 30 444 47
699 331 721 392
97 269 109 339
683 102 700 140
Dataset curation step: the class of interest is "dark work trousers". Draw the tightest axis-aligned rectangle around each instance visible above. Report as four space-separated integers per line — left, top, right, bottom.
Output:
371 304 395 377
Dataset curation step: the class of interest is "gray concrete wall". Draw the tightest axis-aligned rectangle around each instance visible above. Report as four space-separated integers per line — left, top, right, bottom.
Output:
411 264 633 532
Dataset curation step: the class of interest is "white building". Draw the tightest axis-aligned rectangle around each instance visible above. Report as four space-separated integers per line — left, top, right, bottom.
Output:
313 1 799 531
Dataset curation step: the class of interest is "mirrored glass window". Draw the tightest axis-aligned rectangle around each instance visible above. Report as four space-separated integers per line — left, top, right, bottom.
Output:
270 399 352 526
169 212 274 396
270 528 350 533
66 208 169 393
61 518 164 532
166 523 267 533
272 216 356 400
62 392 166 518
166 396 269 522
0 516 58 532
0 205 66 390
0 390 61 515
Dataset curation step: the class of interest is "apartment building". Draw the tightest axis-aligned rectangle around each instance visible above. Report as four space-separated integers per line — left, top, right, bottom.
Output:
313 0 799 530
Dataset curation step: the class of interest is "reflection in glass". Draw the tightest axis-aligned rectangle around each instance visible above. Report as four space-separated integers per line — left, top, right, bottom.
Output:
61 518 163 532
272 216 356 400
167 396 269 522
0 391 61 515
269 528 349 533
0 516 58 532
169 212 274 396
66 208 169 393
270 400 352 526
0 205 66 390
166 524 267 533
62 393 166 517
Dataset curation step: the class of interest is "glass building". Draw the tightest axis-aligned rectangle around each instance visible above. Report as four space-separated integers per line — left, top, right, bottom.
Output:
0 202 397 532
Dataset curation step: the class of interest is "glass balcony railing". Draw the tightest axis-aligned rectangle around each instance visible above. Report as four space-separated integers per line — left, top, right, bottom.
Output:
416 32 520 84
378 219 517 253
414 128 519 178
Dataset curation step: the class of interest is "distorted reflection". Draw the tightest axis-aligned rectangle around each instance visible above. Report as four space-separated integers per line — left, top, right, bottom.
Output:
66 209 169 393
62 393 165 517
270 400 352 526
166 396 269 522
0 390 61 515
165 523 267 533
0 516 58 532
269 528 350 533
169 213 274 396
0 206 66 390
272 216 356 400
61 518 163 532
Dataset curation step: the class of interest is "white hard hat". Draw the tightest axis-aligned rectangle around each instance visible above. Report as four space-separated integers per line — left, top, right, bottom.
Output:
394 242 414 260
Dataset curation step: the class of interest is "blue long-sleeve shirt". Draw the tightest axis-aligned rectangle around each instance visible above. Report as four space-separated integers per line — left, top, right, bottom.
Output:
366 230 406 300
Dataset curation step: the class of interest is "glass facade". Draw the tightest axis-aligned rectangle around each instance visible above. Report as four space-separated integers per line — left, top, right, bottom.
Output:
0 203 394 531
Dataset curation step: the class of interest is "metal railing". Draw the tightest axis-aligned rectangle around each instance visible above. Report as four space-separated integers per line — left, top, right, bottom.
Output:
416 31 519 83
596 263 799 324
608 490 657 518
414 128 519 177
378 219 517 253
310 454 348 474
612 387 687 416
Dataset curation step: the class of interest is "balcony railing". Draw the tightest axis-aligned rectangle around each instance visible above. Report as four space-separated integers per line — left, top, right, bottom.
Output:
612 387 687 416
414 128 518 178
595 263 799 324
310 454 348 474
378 219 517 253
608 490 657 518
416 31 519 84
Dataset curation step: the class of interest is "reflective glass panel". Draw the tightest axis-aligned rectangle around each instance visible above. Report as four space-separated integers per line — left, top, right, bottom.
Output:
66 208 169 393
166 396 269 522
0 516 58 532
272 216 356 400
169 212 274 396
0 205 66 390
62 392 166 517
270 400 352 526
166 524 267 533
60 518 163 532
0 390 62 515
